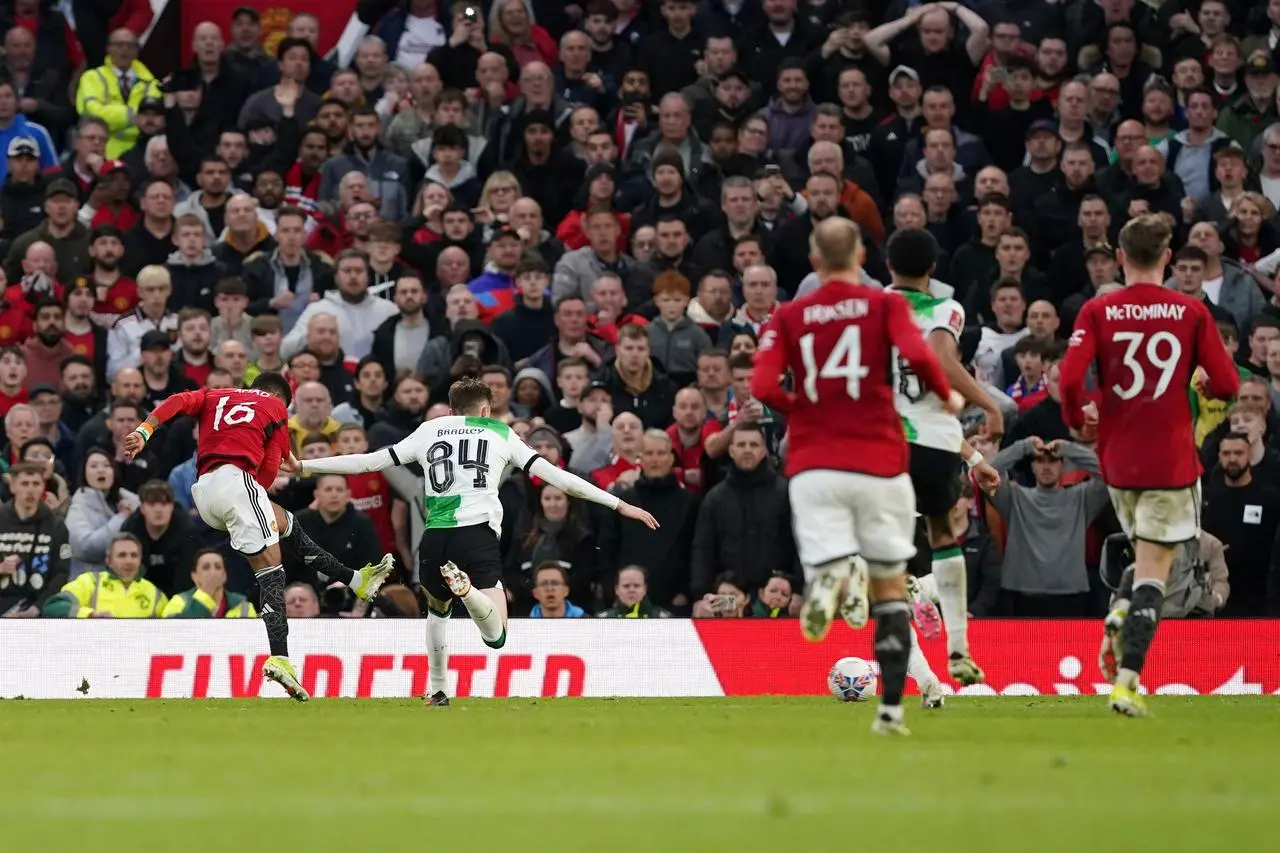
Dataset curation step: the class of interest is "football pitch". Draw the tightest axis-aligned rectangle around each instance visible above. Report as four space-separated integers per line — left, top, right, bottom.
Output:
3 696 1274 852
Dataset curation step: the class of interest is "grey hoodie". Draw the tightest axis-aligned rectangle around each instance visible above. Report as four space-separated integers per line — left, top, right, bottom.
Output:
648 315 713 377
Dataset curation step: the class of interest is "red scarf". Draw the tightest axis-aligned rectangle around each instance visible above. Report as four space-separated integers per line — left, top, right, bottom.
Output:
284 162 321 217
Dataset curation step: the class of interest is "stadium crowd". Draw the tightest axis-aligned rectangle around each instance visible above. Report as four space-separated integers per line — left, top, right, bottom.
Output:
0 0 1279 621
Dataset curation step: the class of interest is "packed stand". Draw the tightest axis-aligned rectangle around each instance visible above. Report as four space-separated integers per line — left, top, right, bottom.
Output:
1 0 1279 621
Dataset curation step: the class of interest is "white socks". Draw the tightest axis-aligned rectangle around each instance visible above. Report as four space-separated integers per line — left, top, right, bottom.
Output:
931 549 969 656
458 587 505 644
906 624 938 687
427 611 449 695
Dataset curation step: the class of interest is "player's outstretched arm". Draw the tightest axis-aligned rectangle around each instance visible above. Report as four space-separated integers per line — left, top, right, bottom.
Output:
525 454 660 529
124 388 210 461
300 447 397 475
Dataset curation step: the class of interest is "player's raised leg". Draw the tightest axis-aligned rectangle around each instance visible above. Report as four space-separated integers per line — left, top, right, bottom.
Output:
440 560 508 648
272 504 393 601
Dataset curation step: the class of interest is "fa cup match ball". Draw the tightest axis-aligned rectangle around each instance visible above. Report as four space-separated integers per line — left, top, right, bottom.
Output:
828 657 878 702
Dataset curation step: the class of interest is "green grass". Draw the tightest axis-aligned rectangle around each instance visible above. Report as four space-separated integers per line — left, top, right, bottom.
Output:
2 697 1275 852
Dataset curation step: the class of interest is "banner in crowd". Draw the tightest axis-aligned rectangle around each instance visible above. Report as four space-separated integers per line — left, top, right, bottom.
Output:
5 620 1278 699
185 1 353 60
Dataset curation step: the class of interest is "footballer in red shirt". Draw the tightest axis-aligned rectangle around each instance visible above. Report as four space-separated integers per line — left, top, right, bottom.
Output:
123 373 393 702
1059 215 1240 717
751 217 957 736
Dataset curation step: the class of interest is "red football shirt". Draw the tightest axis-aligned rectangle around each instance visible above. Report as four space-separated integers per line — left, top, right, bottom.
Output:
64 328 96 360
151 387 292 489
751 279 952 478
666 421 721 493
1060 283 1240 489
346 472 396 555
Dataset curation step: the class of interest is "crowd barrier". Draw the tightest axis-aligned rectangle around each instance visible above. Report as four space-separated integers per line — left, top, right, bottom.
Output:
5 620 1278 699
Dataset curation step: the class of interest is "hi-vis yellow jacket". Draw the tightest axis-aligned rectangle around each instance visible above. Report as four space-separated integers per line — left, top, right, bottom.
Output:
74 60 163 158
42 571 166 618
161 588 256 618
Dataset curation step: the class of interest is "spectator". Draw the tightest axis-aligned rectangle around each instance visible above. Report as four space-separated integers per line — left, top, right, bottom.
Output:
1217 54 1278 153
1180 220 1266 338
331 357 387 427
953 479 1001 618
704 351 782 463
371 275 446 378
173 308 213 386
685 270 735 336
137 329 193 410
282 250 397 361
527 562 587 618
161 548 256 618
552 209 635 305
20 297 73 387
560 377 614 472
43 531 164 617
665 386 718 494
599 428 698 611
74 29 160 159
748 572 794 618
295 474 382 574
0 347 27 417
7 179 90 282
596 565 671 617
285 581 321 617
368 371 430 450
601 322 677 429
989 438 1110 617
690 421 794 600
648 271 711 387
121 479 194 598
288 382 341 451
491 255 554 362
691 571 749 617
238 40 322 131
0 461 69 617
320 107 411 222
507 483 597 614
1205 432 1280 616
65 447 138 578
244 315 285 384
213 195 274 275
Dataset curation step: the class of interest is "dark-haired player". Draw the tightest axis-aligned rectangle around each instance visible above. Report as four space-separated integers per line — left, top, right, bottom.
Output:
122 372 394 701
883 228 1003 687
295 377 659 706
1060 214 1239 716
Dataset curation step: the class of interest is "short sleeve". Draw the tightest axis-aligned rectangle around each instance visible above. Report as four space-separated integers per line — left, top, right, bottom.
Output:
925 300 965 341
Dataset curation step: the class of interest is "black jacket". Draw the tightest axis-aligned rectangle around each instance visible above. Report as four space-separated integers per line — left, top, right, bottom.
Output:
947 239 997 307
602 361 679 429
598 472 698 608
690 224 776 276
295 505 382 578
1030 176 1099 267
490 298 555 363
0 500 69 615
629 188 719 245
370 310 448 382
507 150 585 227
122 509 197 598
689 463 797 599
317 351 357 407
0 174 49 241
368 401 424 451
623 253 702 316
122 221 176 277
166 250 230 314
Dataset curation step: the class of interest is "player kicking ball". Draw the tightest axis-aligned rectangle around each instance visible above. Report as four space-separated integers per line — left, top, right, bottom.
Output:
292 377 659 706
872 228 1002 687
1060 214 1239 717
752 216 962 735
123 373 395 702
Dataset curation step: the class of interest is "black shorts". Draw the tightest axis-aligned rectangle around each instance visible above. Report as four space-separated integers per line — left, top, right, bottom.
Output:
908 444 964 520
418 523 503 603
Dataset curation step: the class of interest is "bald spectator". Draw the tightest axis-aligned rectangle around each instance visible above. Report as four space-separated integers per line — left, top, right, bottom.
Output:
295 313 356 404
556 30 609 112
214 339 249 387
1109 145 1183 225
806 141 883 245
74 28 161 158
288 381 340 451
213 194 274 275
598 429 699 612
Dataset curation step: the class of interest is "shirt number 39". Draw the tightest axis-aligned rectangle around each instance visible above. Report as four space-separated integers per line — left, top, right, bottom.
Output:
799 327 869 403
1111 331 1182 401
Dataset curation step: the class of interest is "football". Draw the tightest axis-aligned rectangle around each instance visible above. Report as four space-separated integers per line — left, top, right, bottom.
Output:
828 657 878 702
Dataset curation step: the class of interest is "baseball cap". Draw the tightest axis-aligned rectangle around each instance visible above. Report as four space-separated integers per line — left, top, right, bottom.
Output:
138 98 165 114
29 383 58 399
1084 244 1115 261
717 67 750 88
1246 54 1276 76
45 179 78 200
888 65 919 85
6 137 37 159
585 379 611 396
1025 119 1059 140
521 109 555 132
140 330 173 350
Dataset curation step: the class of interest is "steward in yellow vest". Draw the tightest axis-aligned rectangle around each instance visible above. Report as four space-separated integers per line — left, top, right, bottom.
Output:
162 549 257 618
43 532 165 618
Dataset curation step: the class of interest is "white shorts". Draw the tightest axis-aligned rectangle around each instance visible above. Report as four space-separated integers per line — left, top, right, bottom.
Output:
789 470 917 567
190 464 280 555
1108 483 1201 545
